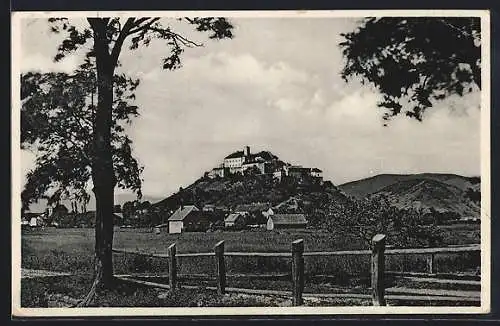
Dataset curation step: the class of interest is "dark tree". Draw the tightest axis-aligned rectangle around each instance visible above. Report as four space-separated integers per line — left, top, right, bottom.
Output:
22 17 233 305
340 17 481 122
323 195 443 248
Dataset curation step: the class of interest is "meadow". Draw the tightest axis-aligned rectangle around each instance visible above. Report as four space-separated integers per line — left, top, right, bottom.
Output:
22 225 481 279
20 225 481 307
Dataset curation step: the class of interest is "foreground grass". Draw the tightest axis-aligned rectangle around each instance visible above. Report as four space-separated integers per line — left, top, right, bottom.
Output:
21 275 373 308
22 227 481 278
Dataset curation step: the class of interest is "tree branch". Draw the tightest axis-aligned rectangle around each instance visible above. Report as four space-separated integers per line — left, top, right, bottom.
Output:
110 18 136 67
127 18 161 35
149 26 203 47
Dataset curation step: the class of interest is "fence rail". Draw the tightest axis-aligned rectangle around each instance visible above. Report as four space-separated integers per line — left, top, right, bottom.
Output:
114 244 480 258
113 237 481 306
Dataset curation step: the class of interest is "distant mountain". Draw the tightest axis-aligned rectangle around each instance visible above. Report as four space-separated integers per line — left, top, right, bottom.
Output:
339 173 479 199
339 173 481 217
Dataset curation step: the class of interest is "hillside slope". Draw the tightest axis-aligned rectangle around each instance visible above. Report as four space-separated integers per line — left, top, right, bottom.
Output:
372 178 480 216
153 174 350 216
339 173 480 217
339 173 479 199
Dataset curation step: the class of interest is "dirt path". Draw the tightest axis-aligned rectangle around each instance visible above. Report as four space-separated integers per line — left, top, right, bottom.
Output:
21 268 72 279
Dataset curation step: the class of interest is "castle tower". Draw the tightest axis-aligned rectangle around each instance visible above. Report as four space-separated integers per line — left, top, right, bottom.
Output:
244 146 250 157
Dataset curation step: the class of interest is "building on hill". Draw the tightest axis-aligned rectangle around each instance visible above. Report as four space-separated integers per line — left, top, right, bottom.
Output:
167 205 209 233
266 214 307 231
310 168 323 179
222 146 278 175
208 164 227 179
224 212 248 229
242 157 266 174
224 146 251 174
284 165 311 178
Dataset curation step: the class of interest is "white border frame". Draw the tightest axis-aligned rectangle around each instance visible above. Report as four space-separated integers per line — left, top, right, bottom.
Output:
11 9 491 317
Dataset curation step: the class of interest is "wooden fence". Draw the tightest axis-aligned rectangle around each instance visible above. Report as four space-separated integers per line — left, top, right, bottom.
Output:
112 234 481 306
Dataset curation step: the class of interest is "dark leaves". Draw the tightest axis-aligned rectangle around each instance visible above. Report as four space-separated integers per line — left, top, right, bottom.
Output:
21 66 143 207
340 17 481 122
187 17 234 40
49 18 93 62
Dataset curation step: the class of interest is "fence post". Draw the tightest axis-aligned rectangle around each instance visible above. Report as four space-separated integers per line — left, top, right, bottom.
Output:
371 234 386 306
291 239 304 306
427 254 434 274
167 243 177 291
214 240 226 295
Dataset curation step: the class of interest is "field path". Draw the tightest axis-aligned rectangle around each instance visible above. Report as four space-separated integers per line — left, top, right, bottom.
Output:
21 268 72 279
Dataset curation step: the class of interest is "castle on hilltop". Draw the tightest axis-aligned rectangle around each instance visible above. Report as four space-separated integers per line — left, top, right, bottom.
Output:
207 146 323 182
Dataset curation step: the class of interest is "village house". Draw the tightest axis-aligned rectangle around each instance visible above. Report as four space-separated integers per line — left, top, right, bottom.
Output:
202 204 216 212
224 212 248 229
266 214 308 231
23 212 45 228
167 205 210 234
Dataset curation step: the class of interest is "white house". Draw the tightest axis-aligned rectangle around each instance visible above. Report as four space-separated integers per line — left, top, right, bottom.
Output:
223 146 251 173
29 216 44 227
167 205 208 234
310 168 323 178
224 212 247 229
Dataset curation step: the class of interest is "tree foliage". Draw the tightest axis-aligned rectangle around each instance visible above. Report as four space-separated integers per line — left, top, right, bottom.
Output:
22 16 234 299
323 195 443 248
21 60 143 210
340 17 481 122
22 16 234 210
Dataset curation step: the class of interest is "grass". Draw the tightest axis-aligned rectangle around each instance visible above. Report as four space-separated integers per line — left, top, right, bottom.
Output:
20 224 481 307
22 226 481 277
21 275 286 307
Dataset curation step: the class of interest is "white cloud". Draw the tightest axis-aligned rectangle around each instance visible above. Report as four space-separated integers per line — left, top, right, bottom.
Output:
21 52 80 73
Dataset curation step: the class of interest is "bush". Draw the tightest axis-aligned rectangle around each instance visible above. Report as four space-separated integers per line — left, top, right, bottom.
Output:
323 195 444 248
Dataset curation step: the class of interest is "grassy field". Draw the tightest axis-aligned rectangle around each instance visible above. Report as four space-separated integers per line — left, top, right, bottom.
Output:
20 225 481 307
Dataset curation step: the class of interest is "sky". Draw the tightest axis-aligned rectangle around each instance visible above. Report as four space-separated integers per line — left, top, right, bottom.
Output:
18 15 482 210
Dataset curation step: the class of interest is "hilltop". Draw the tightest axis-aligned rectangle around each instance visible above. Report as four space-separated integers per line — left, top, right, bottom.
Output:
150 147 350 225
339 173 481 217
152 167 350 224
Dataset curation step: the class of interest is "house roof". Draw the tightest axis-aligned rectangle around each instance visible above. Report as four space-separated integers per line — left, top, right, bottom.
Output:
168 205 200 221
225 151 245 159
273 197 299 210
311 168 322 172
288 166 309 171
225 213 245 223
269 214 307 225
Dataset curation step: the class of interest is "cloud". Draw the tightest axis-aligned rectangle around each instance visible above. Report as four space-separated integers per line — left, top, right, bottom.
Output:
21 52 80 73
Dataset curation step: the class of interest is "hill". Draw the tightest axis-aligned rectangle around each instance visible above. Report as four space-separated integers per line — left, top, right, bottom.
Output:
339 173 479 199
339 173 481 217
152 173 350 220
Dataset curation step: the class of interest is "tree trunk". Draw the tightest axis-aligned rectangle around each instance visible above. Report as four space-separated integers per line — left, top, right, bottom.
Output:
77 19 117 307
